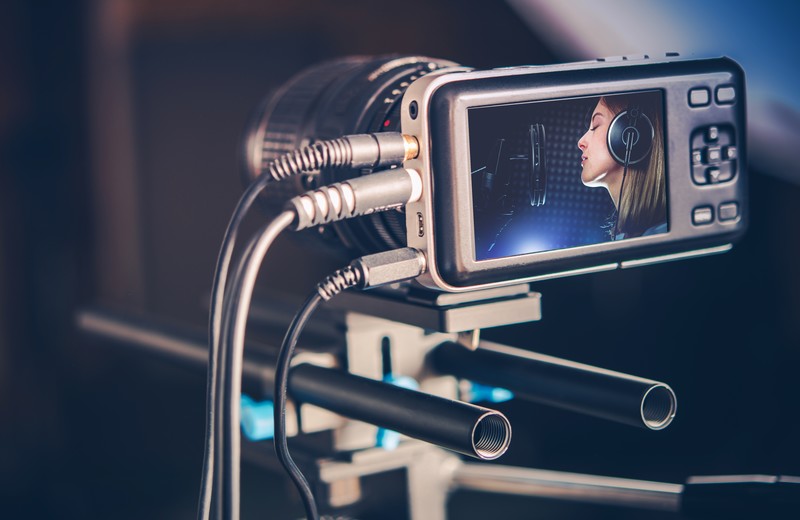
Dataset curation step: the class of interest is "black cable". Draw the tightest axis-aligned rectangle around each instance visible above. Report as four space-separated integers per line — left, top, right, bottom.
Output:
274 265 365 520
200 173 269 520
274 290 324 520
222 212 295 519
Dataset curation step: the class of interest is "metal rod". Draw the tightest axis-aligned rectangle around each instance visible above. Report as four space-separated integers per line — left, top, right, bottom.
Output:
431 340 677 430
77 309 275 397
452 463 683 512
77 308 511 460
290 364 511 460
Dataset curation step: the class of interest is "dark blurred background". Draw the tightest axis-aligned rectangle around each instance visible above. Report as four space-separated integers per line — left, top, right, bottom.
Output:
1 1 798 518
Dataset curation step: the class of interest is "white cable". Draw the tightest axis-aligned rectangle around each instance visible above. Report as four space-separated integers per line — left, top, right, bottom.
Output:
221 210 295 519
202 132 419 520
218 167 426 519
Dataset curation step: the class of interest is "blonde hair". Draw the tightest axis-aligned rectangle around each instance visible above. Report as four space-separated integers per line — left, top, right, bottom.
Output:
600 94 666 238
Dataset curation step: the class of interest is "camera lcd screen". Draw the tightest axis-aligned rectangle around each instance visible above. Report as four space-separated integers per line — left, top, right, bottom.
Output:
469 90 667 261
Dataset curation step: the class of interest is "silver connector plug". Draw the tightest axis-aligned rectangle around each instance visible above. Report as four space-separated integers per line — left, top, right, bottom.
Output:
351 248 427 289
315 248 426 301
287 168 423 230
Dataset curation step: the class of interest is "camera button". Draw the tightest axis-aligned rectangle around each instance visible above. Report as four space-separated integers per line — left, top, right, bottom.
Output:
689 88 710 107
705 146 722 163
693 206 714 226
716 85 736 105
707 126 719 141
719 202 739 221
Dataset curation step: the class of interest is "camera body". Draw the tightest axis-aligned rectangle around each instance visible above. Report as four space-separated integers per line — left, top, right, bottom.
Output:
244 55 746 293
399 55 746 291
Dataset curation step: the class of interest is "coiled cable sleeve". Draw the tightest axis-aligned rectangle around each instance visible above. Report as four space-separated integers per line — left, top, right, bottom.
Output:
269 133 416 181
286 168 423 230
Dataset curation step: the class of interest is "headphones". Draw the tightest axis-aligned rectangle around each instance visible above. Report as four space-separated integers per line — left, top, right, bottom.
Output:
606 106 654 167
606 104 655 240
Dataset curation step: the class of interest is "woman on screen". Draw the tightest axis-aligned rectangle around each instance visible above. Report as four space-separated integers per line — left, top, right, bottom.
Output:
577 93 667 239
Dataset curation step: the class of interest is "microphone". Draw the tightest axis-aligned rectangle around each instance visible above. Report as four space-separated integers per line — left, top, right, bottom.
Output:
528 123 547 207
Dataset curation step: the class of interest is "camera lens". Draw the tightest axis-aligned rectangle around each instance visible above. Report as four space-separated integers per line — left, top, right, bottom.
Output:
243 55 458 255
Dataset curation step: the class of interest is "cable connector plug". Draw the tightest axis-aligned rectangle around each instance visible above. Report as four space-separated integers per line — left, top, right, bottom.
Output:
316 248 427 300
268 133 418 182
287 168 423 230
350 247 427 290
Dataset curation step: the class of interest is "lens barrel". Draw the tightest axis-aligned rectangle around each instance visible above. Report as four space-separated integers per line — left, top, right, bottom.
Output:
243 55 458 255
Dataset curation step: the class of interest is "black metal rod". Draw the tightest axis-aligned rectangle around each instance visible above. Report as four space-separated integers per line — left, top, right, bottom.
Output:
431 340 676 430
290 363 510 460
77 308 511 460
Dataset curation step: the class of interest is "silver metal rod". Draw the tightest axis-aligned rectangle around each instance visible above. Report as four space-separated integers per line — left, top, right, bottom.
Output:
452 463 683 512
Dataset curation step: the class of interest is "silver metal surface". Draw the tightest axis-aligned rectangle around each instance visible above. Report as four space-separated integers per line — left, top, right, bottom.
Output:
526 263 618 284
332 287 541 333
456 329 480 350
640 383 678 430
470 412 512 460
406 283 530 306
318 442 460 520
354 247 427 289
337 311 458 451
686 474 776 485
452 463 683 512
620 244 733 269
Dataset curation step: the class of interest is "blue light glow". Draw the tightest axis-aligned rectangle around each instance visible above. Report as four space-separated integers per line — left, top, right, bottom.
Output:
375 375 419 451
240 395 275 441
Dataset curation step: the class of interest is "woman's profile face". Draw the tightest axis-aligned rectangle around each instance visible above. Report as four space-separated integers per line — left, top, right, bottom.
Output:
577 99 618 186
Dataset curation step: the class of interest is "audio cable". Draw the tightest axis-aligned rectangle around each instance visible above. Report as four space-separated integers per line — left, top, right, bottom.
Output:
217 167 424 520
199 133 419 520
274 249 426 520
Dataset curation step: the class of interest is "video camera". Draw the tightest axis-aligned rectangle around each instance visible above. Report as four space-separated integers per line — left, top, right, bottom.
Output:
244 54 746 291
82 54 797 520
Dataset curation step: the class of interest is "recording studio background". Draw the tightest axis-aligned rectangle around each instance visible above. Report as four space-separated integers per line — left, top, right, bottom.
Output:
1 1 798 518
470 97 618 259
